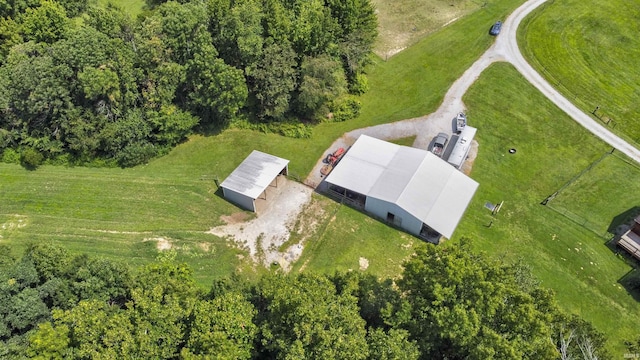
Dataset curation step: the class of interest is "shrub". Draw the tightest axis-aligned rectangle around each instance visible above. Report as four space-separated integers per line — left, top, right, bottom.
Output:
116 142 158 167
20 148 44 169
230 118 313 139
349 73 369 95
329 97 361 122
2 148 20 164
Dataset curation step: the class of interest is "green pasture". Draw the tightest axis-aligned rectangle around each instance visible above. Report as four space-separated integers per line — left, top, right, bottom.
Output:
458 62 640 354
519 0 640 146
289 196 421 279
2 0 639 352
0 162 244 285
549 153 640 238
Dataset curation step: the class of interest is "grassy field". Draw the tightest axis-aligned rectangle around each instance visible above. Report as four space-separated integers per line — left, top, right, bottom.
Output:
458 62 640 354
289 196 420 279
549 153 640 237
0 0 522 282
97 0 146 16
371 0 488 58
519 0 640 146
3 0 639 352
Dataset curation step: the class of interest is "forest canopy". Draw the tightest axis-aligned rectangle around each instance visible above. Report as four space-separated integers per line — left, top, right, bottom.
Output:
0 240 612 359
0 0 377 167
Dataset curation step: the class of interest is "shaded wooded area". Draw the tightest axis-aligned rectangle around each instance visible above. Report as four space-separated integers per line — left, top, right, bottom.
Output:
0 240 612 359
0 0 376 167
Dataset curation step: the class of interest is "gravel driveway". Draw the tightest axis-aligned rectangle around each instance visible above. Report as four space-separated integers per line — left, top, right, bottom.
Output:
219 0 640 271
307 0 640 188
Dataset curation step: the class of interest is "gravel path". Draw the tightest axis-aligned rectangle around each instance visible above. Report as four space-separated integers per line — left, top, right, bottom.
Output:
307 0 640 187
219 0 640 271
497 0 640 163
207 178 313 270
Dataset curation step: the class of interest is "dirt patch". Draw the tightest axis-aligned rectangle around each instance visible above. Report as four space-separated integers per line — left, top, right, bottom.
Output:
220 212 249 225
460 140 479 175
1 220 26 230
359 257 370 271
207 178 313 271
298 259 310 272
96 229 151 235
198 242 211 252
143 237 172 251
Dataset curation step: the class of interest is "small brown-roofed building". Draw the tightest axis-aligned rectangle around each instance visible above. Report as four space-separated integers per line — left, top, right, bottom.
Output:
618 215 640 260
220 150 289 213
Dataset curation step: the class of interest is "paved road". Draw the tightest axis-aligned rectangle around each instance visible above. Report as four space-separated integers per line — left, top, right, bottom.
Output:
306 0 640 186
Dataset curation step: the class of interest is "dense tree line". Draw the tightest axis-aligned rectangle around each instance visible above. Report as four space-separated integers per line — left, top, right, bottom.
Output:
0 240 611 359
0 0 376 167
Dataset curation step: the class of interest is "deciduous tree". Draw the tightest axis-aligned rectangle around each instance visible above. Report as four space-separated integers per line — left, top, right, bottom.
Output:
256 273 369 360
19 0 69 44
182 292 257 359
186 44 247 126
249 40 297 120
398 239 558 359
295 54 347 119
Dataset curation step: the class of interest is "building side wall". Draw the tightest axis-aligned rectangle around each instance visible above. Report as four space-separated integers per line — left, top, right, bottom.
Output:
222 188 256 212
365 197 423 235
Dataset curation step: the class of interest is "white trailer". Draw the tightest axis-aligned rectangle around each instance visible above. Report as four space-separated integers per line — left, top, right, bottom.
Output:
447 126 477 169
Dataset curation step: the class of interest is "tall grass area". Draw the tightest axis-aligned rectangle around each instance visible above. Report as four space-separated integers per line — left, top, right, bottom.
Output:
458 62 640 353
372 0 484 58
519 0 640 146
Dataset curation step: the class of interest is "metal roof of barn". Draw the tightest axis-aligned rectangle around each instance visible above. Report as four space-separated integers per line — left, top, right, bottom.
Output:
325 135 478 238
220 150 289 199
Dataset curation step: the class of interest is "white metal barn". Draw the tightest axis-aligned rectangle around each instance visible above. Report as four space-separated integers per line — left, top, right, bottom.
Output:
324 135 478 241
447 126 477 169
220 150 289 212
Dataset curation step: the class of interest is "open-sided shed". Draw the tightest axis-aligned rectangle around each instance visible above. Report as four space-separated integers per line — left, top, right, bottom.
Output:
220 150 289 212
324 135 478 241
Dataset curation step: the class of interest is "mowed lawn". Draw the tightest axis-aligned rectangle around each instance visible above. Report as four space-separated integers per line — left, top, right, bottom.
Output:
519 0 640 145
457 62 640 353
0 0 523 288
0 0 638 351
549 153 640 237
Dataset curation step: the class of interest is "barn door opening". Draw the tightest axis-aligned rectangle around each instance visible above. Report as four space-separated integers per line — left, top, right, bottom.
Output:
387 212 395 223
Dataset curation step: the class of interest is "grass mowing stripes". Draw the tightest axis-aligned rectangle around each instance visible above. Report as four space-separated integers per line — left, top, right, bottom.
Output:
458 62 640 354
519 0 640 146
0 161 244 286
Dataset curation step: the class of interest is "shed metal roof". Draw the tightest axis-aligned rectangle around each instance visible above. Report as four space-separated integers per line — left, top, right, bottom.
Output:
325 135 478 238
220 150 289 200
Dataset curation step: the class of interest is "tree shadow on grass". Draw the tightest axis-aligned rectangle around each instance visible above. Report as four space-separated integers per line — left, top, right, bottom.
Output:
197 122 227 137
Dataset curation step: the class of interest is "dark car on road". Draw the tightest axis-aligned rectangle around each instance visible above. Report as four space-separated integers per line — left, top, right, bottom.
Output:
490 21 502 35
